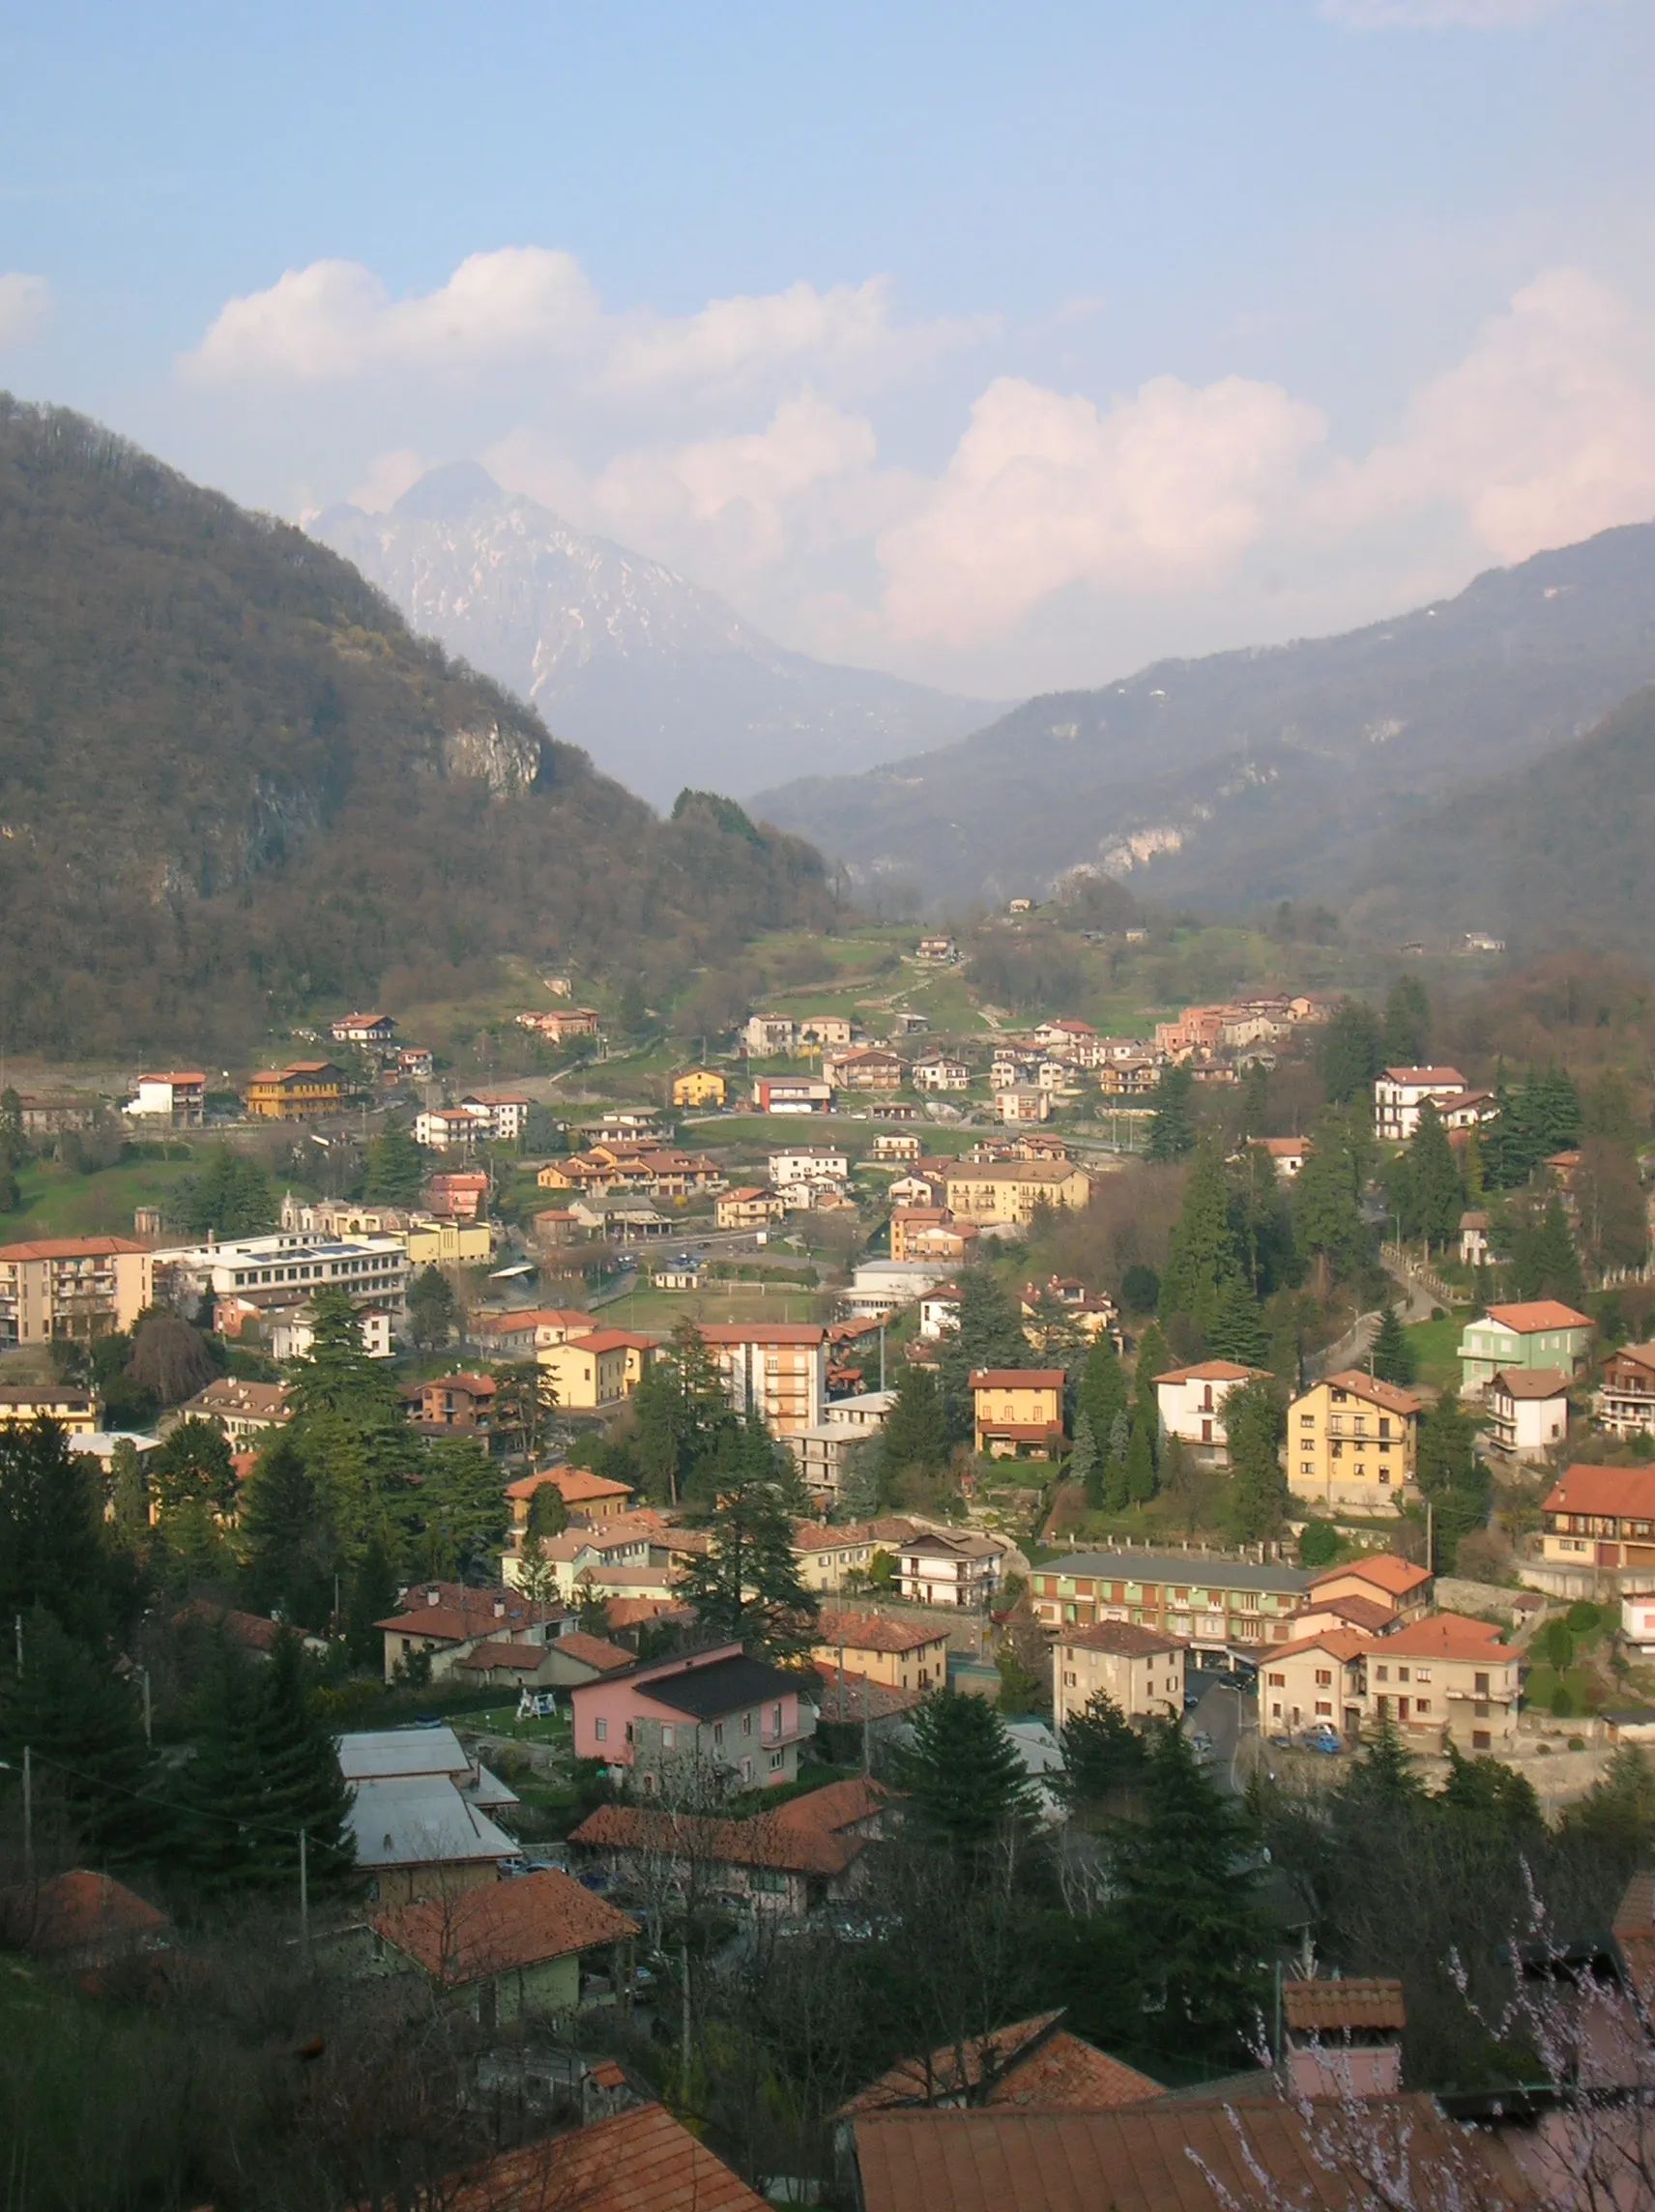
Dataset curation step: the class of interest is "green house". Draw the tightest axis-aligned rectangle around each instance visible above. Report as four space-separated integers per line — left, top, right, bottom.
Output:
1458 1300 1593 1397
368 1867 638 2029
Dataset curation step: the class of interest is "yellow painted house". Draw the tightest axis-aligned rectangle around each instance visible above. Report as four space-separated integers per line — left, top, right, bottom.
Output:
941 1159 1091 1226
0 1383 96 1433
405 1219 493 1266
1288 1370 1422 1514
970 1366 1066 1457
537 1328 653 1410
672 1068 727 1108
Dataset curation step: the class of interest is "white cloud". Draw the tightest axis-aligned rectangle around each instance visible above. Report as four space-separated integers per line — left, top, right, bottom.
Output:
347 448 427 513
1324 267 1655 561
1321 0 1598 25
184 247 599 382
876 373 1327 645
0 274 50 348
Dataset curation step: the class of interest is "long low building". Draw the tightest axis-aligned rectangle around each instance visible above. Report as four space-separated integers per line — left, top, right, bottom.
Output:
940 1158 1092 1226
153 1230 410 1320
1029 1549 1311 1649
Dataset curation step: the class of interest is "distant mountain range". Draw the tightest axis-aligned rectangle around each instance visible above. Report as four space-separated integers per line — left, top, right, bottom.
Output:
751 522 1655 933
310 465 1005 807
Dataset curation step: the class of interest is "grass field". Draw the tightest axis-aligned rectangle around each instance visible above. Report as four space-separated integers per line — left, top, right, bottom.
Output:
8 1153 202 1238
1403 1311 1472 1393
593 1281 835 1330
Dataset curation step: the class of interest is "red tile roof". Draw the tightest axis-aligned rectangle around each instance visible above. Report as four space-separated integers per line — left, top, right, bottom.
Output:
1319 1369 1423 1415
1377 1612 1516 1662
970 1368 1066 1388
1491 1366 1571 1400
1309 1554 1431 1600
1380 1065 1466 1085
0 1236 148 1260
0 1870 166 1957
1060 1620 1183 1657
555 1630 637 1674
1267 1627 1370 1664
1153 1359 1266 1383
572 1781 890 1881
507 1464 635 1504
812 1662 925 1722
370 1869 637 1981
839 2012 1163 2117
1283 1978 1406 2033
453 1641 545 1674
1544 1462 1655 1521
815 1610 945 1655
1484 1299 1593 1332
434 2102 769 2212
1295 1593 1395 1635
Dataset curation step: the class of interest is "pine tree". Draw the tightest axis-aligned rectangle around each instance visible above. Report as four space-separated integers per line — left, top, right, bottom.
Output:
1462 1122 1486 1204
678 1417 819 1655
878 1363 949 1496
1 1608 158 1858
170 1630 280 1890
345 1534 398 1665
1381 975 1432 1067
1225 1377 1288 1541
406 1265 459 1352
1369 1303 1416 1386
1069 1410 1102 1510
255 1630 356 1881
151 1415 237 1517
1510 1194 1584 1305
1131 1323 1167 1474
1205 1277 1270 1369
1058 1691 1147 1812
0 1417 119 1638
526 1477 569 1542
178 1149 276 1237
1238 1061 1270 1138
836 1436 880 1521
894 1690 1038 1858
633 1318 736 1505
1292 1107 1372 1290
1147 1062 1197 1160
363 1120 425 1205
1106 1723 1270 2058
1407 1099 1462 1249
938 1269 1031 1440
240 1438 337 1628
1076 1331 1128 1458
108 1436 149 1539
1320 999 1382 1106
1124 1419 1156 1505
1159 1140 1241 1340
287 1289 405 1426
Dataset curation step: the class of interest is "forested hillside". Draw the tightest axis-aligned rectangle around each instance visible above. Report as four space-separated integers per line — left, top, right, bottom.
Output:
0 399 830 1057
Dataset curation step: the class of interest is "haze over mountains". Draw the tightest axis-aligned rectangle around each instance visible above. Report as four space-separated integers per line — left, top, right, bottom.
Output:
753 523 1655 939
310 465 1005 807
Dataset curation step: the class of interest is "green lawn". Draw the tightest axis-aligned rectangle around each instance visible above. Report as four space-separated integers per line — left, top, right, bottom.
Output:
8 1153 203 1238
1403 1311 1471 1393
469 1702 573 1747
593 1281 836 1331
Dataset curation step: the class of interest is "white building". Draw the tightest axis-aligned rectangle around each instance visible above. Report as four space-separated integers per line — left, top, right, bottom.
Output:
1372 1065 1468 1142
1485 1368 1570 1461
744 1013 797 1055
912 1056 971 1092
271 1303 394 1360
995 1087 1051 1124
415 1093 529 1150
893 1528 1007 1609
124 1070 206 1126
769 1146 849 1192
461 1091 531 1143
1053 1620 1185 1730
1154 1358 1269 1461
154 1231 410 1322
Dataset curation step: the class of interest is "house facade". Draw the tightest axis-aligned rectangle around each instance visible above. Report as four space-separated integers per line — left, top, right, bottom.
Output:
1365 1613 1521 1751
912 1056 971 1092
1459 1300 1594 1395
1287 1371 1422 1513
893 1528 1006 1608
1595 1340 1655 1440
752 1076 832 1114
1487 1368 1570 1459
569 1644 814 1791
1541 1463 1655 1569
0 1236 155 1347
1029 1550 1311 1649
825 1048 904 1092
672 1069 727 1109
970 1366 1066 1458
940 1159 1091 1226
812 1611 950 1693
127 1070 206 1126
698 1323 827 1437
1262 1629 1368 1741
538 1329 653 1411
0 1383 97 1433
1372 1066 1468 1142
1053 1620 1186 1728
715 1186 787 1230
245 1061 346 1120
1154 1359 1268 1461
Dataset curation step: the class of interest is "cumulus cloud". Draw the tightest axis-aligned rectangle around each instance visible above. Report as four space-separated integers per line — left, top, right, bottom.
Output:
1321 0 1598 26
876 373 1327 644
0 274 50 348
1325 267 1655 561
184 247 600 382
182 247 986 403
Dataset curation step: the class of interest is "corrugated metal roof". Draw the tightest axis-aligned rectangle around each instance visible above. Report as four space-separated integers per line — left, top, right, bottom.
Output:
346 1775 517 1869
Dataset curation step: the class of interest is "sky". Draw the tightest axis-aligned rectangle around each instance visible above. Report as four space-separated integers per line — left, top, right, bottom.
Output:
2 0 1653 701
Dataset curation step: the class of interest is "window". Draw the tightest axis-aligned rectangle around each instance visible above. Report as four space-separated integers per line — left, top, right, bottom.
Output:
769 1749 784 1770
1376 1666 1388 1683
1315 1669 1332 1687
740 1758 753 1782
1474 1701 1491 1720
772 1703 783 1737
1413 1668 1431 1684
1315 1701 1333 1717
660 1725 675 1751
713 1722 724 1747
1472 1730 1491 1752
595 1717 608 1742
1299 1413 1314 1427
741 1711 753 1737
1414 1701 1431 1716
1397 1667 1409 1683
1300 1463 1314 1477
1474 1673 1490 1696
1267 1673 1285 1688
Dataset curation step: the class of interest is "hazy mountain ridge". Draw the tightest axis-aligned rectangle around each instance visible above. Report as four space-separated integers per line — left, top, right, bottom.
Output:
751 522 1655 914
311 464 1006 805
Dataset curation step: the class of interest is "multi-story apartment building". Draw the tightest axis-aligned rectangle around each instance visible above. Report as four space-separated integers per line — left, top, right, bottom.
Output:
824 1048 903 1092
1287 1371 1422 1514
813 1610 950 1692
743 1014 797 1056
769 1146 849 1193
940 1158 1091 1226
155 1230 409 1324
1371 1065 1467 1142
0 1383 97 1432
1596 1340 1655 1440
1541 1462 1655 1570
970 1366 1065 1458
698 1323 827 1437
0 1237 155 1347
1262 1628 1369 1742
537 1328 653 1411
1029 1550 1311 1650
245 1061 346 1120
1365 1614 1522 1753
911 1056 971 1092
892 1527 1007 1609
1053 1620 1186 1728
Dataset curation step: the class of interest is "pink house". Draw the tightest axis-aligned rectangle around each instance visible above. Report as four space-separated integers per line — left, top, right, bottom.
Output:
569 1642 815 1792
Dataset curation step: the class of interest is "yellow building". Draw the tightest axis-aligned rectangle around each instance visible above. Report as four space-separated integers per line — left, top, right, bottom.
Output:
1288 1370 1422 1515
1054 1621 1186 1729
537 1328 653 1410
0 1383 96 1433
405 1219 493 1266
792 1522 880 1592
672 1068 727 1109
0 1237 156 1347
941 1158 1092 1226
970 1366 1066 1458
812 1610 950 1692
245 1061 346 1120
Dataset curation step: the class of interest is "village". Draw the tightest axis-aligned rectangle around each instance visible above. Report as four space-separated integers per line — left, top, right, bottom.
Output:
8 930 1655 2209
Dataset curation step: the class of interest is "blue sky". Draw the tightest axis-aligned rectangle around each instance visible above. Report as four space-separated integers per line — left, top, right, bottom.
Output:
2 0 1651 697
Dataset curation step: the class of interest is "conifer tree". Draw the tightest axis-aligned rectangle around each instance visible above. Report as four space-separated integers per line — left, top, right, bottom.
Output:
345 1534 398 1665
1058 1690 1147 1812
878 1363 948 1496
1320 999 1383 1105
1380 975 1432 1067
1 1607 157 1857
363 1119 425 1205
895 1689 1038 1860
0 1416 120 1638
1159 1140 1241 1341
1124 1419 1156 1505
1147 1062 1196 1160
1102 1409 1131 1511
1369 1303 1416 1386
171 1631 276 1891
255 1629 355 1881
1076 1331 1128 1461
1205 1277 1270 1369
1225 1377 1288 1541
1292 1107 1372 1290
1069 1410 1102 1510
679 1416 818 1656
240 1437 336 1629
526 1476 569 1542
151 1415 237 1517
1407 1099 1462 1249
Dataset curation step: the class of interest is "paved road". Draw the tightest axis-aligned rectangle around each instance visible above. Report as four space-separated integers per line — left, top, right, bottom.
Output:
1185 1679 1257 1796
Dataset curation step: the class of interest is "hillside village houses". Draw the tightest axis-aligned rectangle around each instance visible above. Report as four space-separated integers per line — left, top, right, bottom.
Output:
1459 1299 1594 1395
1155 1359 1269 1462
1287 1371 1423 1514
1372 1065 1469 1142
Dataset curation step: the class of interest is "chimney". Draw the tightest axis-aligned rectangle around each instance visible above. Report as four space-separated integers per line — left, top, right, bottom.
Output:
494 1599 506 1619
426 1587 441 1608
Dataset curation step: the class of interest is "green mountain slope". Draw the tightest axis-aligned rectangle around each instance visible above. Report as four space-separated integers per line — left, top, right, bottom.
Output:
0 398 828 1056
1338 680 1655 954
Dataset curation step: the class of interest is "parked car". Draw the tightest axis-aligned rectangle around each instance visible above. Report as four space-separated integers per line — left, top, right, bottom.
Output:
1301 1726 1343 1755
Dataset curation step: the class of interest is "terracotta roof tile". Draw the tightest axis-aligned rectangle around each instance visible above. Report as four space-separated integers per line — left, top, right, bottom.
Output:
1544 1462 1655 1521
434 2101 769 2212
0 1871 166 1957
1308 1554 1431 1599
1059 1620 1184 1657
555 1631 637 1673
815 1611 945 1656
370 1869 637 1981
839 2013 1164 2117
1283 1978 1406 2033
1484 1299 1593 1332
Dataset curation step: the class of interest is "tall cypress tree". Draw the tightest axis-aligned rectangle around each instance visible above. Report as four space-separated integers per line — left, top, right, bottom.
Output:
1321 999 1382 1105
1 1608 158 1859
1076 1331 1128 1459
1407 1100 1462 1248
1292 1108 1372 1290
256 1630 356 1881
1380 975 1432 1067
679 1416 819 1656
1070 1411 1102 1510
1159 1141 1241 1341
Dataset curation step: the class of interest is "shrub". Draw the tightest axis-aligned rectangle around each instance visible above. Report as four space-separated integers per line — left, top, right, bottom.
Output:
1297 1518 1341 1568
1568 1735 1587 1751
1550 1682 1574 1718
1538 1618 1576 1670
1566 1600 1604 1634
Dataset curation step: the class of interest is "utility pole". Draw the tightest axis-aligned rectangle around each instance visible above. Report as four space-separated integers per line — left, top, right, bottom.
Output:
141 1671 153 1747
879 1324 886 1393
299 1828 310 1959
22 1746 32 1880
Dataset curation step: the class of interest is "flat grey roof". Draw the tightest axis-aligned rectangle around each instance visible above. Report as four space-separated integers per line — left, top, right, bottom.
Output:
1039 1551 1311 1594
336 1726 471 1781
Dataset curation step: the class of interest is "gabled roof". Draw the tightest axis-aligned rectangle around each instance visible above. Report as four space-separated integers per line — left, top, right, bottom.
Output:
1308 1554 1431 1600
571 1800 857 1879
1544 1462 1655 1521
1377 1612 1516 1661
435 2101 769 2212
635 1653 802 1720
970 1368 1066 1388
555 1630 636 1673
815 1610 945 1655
1153 1359 1265 1383
1295 1592 1395 1635
370 1868 636 1982
0 1235 149 1261
507 1463 634 1503
0 1870 166 1957
1317 1370 1423 1415
697 1322 827 1345
1060 1620 1183 1658
1379 1065 1466 1086
1283 1978 1406 2033
453 1641 545 1674
1491 1366 1571 1400
1482 1299 1593 1333
1266 1627 1370 1664
837 2011 1163 2117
